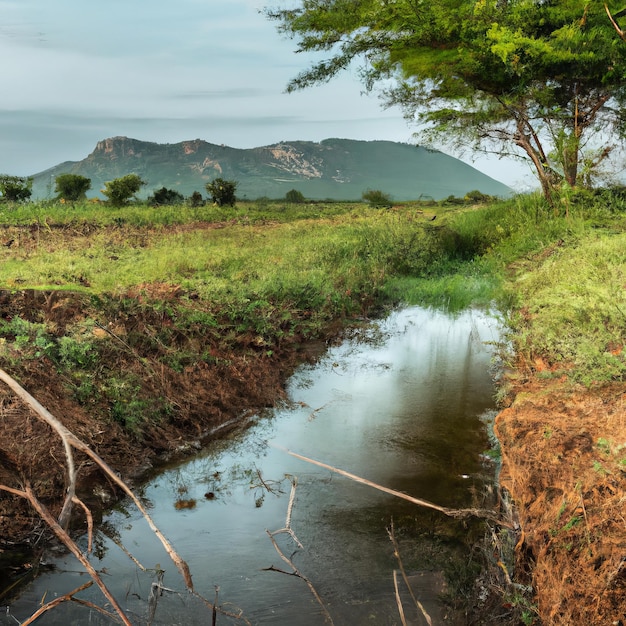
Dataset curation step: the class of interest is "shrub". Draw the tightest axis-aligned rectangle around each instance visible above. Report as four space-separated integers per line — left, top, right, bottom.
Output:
149 187 184 206
188 191 205 207
465 189 492 203
362 189 392 208
205 178 237 207
55 174 92 202
0 175 33 203
102 174 146 206
285 189 306 203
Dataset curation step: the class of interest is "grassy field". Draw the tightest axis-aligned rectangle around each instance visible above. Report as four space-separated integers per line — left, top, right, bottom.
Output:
1 192 626 389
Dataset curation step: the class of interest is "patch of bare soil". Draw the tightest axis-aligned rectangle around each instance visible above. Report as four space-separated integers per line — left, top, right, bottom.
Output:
496 376 626 625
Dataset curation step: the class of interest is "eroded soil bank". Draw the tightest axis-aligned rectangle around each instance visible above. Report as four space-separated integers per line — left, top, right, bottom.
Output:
0 289 340 545
496 373 626 625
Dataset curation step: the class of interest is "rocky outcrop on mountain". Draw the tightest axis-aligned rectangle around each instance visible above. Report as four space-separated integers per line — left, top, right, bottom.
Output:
32 136 512 201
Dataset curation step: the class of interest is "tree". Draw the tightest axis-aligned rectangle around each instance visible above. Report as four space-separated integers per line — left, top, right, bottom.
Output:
55 174 91 202
205 178 237 206
285 188 306 203
0 175 32 203
266 0 626 200
188 191 205 207
148 187 184 206
102 174 146 207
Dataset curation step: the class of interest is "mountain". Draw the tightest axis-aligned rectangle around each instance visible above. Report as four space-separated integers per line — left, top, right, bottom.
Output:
31 136 512 201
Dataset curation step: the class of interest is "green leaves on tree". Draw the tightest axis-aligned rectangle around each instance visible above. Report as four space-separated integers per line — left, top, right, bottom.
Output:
102 174 146 207
0 175 33 203
55 174 92 202
205 178 237 207
266 0 626 200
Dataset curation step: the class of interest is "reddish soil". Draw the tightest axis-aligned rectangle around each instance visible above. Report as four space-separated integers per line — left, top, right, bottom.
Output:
496 374 626 625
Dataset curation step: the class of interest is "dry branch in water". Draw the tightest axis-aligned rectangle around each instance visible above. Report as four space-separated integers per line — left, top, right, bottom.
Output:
19 581 120 626
280 447 510 527
388 520 433 626
0 368 254 625
264 477 334 625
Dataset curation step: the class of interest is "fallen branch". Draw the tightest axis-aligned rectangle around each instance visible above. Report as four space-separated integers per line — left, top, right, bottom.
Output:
0 367 193 591
72 496 93 554
20 580 121 626
393 570 408 626
605 3 626 40
0 484 132 626
280 447 510 527
267 476 303 548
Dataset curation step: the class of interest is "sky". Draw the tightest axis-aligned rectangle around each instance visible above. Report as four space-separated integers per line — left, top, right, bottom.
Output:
0 0 534 188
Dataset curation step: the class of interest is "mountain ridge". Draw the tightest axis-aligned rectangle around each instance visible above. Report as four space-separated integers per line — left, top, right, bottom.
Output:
31 136 512 201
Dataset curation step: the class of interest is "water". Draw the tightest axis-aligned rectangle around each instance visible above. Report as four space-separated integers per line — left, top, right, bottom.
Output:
4 306 500 625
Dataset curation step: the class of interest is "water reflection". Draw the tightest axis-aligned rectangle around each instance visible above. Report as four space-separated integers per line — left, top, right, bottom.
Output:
5 306 499 625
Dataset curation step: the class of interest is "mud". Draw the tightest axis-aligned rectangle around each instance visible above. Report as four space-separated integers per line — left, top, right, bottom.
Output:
0 289 335 547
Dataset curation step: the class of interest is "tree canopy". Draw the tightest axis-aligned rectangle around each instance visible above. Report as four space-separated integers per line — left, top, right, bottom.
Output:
266 0 626 198
102 174 146 207
0 175 33 203
55 174 91 201
205 178 237 206
148 187 185 206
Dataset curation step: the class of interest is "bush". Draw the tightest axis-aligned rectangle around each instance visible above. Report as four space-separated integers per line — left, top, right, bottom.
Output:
465 189 492 203
0 175 33 203
188 191 205 207
285 189 306 203
149 187 184 206
102 174 146 207
205 178 237 207
362 189 392 208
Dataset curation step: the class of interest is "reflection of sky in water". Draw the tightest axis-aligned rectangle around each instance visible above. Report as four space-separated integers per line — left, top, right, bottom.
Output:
6 306 500 626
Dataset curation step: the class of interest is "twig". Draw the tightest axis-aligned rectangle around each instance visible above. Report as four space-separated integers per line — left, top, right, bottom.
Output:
393 570 408 626
72 495 93 553
267 477 303 548
265 477 334 624
265 531 334 625
0 484 132 626
388 520 433 626
191 590 252 625
147 568 165 625
605 3 626 40
280 447 510 526
22 581 123 625
104 531 148 572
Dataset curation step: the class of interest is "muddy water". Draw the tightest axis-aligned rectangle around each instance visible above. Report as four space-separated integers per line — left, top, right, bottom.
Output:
5 306 500 625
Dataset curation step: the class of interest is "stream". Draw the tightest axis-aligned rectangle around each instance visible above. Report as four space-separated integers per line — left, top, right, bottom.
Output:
4 305 500 625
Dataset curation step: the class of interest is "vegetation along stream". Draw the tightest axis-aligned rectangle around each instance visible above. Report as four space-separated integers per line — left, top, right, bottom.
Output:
3 305 499 625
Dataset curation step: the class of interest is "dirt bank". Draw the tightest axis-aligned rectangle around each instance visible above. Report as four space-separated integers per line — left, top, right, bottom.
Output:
496 374 626 625
0 289 340 548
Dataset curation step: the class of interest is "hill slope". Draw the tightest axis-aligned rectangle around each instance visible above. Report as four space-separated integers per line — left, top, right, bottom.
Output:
32 136 512 201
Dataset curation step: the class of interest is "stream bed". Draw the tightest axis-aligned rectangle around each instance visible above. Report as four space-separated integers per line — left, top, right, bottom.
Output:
5 305 500 625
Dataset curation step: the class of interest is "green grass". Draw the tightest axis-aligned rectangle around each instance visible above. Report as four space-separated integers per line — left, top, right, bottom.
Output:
2 189 626 395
